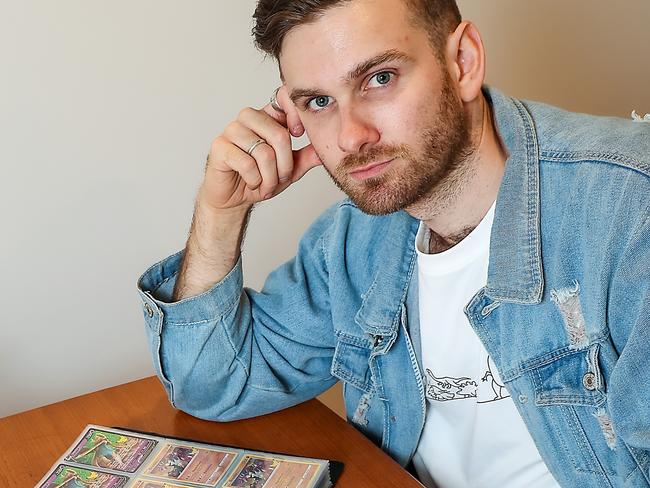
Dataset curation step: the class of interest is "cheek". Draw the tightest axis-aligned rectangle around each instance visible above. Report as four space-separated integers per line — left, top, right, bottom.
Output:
375 106 419 144
304 122 339 163
373 92 434 142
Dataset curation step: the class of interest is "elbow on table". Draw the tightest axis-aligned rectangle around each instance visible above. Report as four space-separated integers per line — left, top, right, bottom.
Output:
155 367 252 422
160 373 336 423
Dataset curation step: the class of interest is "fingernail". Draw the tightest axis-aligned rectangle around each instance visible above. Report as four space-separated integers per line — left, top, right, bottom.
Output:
263 192 273 199
293 124 303 135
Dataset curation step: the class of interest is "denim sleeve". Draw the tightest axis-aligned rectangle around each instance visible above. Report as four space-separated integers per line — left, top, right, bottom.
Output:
608 204 650 450
137 205 339 421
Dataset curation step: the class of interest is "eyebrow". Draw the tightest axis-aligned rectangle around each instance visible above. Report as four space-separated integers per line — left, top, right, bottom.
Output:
289 49 412 105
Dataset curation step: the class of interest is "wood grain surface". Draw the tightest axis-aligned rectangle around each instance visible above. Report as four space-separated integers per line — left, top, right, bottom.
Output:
0 376 423 487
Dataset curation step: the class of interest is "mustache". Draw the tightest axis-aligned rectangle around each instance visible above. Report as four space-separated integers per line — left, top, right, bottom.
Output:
339 144 411 171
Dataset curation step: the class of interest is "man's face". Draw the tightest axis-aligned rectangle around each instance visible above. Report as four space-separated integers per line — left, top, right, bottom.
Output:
280 0 469 215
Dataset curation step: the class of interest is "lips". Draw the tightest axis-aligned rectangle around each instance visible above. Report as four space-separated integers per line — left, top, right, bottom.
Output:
349 158 394 181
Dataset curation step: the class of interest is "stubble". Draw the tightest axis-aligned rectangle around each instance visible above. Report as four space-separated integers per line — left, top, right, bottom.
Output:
324 73 474 216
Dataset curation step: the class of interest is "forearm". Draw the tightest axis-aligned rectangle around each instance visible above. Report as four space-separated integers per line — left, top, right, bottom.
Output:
138 201 340 420
171 86 320 301
173 196 252 301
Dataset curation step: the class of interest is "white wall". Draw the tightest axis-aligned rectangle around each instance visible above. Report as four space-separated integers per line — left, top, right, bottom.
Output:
1 1 648 417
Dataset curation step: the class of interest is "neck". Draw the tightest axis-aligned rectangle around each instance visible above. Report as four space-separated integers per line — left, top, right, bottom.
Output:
406 92 507 252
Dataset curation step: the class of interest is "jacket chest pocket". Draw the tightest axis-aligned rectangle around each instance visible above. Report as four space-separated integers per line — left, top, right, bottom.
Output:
331 332 373 393
529 343 626 480
533 343 606 407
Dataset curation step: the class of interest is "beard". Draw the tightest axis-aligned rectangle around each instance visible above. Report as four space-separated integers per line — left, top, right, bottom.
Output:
323 74 472 215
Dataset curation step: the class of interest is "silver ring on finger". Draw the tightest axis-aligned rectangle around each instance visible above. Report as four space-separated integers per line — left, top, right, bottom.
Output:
246 138 267 155
270 87 284 113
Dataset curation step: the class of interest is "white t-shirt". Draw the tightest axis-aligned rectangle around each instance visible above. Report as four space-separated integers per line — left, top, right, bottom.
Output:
412 203 558 488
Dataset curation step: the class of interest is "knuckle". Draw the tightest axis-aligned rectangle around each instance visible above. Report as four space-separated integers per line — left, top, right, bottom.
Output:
238 155 257 172
260 182 278 195
270 128 290 146
243 163 262 182
277 150 295 172
255 143 276 162
223 121 239 138
225 145 247 167
211 135 224 150
276 156 294 173
210 137 227 158
278 167 294 180
238 106 255 120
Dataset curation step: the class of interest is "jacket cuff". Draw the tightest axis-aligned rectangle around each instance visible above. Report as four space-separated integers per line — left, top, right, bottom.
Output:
137 250 243 331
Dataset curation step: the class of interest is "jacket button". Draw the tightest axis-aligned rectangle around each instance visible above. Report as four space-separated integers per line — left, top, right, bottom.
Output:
583 372 597 391
144 303 154 318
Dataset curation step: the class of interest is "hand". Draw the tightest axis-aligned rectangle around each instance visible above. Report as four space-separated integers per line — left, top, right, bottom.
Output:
199 87 322 211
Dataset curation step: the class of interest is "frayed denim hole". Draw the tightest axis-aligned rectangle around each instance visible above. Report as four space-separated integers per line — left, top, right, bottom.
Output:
551 280 588 349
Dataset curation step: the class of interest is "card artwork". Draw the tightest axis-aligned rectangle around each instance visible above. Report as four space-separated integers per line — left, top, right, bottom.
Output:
39 464 128 488
143 442 238 485
131 481 190 488
65 428 157 473
223 454 321 488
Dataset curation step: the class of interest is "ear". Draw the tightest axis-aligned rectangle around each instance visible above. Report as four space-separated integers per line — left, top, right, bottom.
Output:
445 21 486 103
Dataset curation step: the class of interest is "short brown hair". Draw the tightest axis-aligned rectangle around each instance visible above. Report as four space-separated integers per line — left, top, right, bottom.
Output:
252 0 461 61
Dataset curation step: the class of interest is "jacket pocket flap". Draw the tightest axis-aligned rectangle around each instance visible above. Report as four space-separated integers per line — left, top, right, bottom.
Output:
531 344 606 407
331 332 373 393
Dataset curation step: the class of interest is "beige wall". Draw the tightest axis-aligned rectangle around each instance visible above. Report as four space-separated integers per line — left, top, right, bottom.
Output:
460 1 650 116
0 1 648 418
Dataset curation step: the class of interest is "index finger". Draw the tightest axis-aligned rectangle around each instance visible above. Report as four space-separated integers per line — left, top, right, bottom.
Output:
262 85 304 137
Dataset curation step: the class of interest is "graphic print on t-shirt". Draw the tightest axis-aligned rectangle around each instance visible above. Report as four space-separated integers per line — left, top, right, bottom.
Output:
425 356 510 404
425 370 477 401
479 356 510 403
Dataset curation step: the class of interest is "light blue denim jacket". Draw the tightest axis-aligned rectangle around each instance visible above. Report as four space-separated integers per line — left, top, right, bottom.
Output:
138 87 650 487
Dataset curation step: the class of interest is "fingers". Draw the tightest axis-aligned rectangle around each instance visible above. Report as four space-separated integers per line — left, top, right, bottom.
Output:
210 136 262 190
262 86 305 138
252 143 322 201
204 86 311 207
230 109 293 190
218 128 277 198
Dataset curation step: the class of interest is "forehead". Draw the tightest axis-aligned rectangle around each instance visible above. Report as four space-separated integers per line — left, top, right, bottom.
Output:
279 0 430 86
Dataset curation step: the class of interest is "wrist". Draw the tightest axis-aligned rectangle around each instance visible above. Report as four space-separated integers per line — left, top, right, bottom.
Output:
188 198 251 261
196 187 253 217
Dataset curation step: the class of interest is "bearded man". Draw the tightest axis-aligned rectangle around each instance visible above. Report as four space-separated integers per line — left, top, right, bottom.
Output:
137 1 650 486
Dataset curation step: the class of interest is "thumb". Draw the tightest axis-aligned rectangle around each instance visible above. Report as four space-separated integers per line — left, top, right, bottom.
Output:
291 144 323 181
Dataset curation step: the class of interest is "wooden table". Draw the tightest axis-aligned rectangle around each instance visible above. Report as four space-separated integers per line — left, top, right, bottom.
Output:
0 376 422 487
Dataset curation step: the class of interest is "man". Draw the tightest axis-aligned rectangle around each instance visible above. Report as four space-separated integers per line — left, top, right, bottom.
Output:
137 0 650 486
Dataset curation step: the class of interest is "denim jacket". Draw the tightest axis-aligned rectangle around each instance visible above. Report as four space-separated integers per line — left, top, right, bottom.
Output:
138 87 650 487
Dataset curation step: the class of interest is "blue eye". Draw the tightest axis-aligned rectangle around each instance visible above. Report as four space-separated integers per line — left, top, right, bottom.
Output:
307 96 331 111
368 71 394 87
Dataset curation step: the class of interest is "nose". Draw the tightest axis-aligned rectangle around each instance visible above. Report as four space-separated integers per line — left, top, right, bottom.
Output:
337 106 380 154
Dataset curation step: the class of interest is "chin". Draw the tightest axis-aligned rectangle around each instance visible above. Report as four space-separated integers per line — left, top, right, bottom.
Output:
330 168 417 215
347 189 411 216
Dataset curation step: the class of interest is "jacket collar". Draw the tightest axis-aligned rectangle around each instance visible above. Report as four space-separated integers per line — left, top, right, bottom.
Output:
484 86 544 304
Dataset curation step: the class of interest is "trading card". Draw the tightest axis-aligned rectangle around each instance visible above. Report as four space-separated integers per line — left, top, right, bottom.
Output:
65 428 157 472
223 455 322 488
143 442 238 485
131 481 188 488
39 464 128 488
